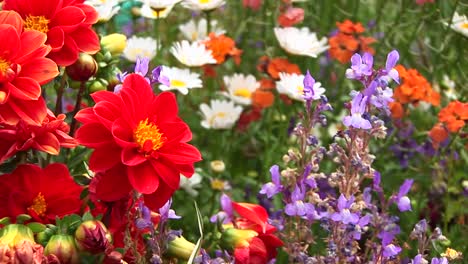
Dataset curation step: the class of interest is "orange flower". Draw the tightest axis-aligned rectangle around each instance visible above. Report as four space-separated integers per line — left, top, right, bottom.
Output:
328 19 376 64
204 33 242 65
393 65 440 106
438 100 468 132
429 123 449 148
258 57 300 79
389 102 405 119
252 90 274 109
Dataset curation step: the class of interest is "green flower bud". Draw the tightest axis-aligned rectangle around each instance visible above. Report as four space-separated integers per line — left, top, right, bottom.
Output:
44 234 79 264
166 235 196 260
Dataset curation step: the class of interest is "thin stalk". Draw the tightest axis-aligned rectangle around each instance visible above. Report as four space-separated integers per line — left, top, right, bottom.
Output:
54 70 68 115
69 81 86 137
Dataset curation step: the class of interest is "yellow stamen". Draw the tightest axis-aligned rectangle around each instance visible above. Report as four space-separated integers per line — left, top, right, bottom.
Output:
233 88 252 98
133 118 166 152
461 23 468 29
170 79 187 88
199 0 211 3
297 85 304 94
24 15 49 34
0 58 9 75
28 192 47 217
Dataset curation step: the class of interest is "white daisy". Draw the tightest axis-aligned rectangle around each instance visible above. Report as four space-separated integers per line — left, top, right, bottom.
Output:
159 66 203 95
122 36 157 62
85 0 121 22
179 18 225 41
200 99 243 129
274 27 328 58
221 73 260 105
170 40 216 67
180 171 203 197
181 0 225 11
447 12 468 37
140 2 175 19
276 72 325 101
138 0 181 10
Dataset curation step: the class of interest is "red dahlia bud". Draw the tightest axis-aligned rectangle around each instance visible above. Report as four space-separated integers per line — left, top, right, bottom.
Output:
74 220 112 254
66 53 98 82
44 234 79 264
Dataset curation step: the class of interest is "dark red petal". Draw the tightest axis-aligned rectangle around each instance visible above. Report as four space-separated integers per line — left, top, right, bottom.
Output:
121 147 146 166
143 180 175 210
47 35 79 66
50 6 85 31
94 164 132 202
10 77 41 100
47 27 65 51
70 26 100 54
0 24 20 60
89 143 122 172
75 122 114 148
127 162 159 194
232 202 268 233
151 159 180 190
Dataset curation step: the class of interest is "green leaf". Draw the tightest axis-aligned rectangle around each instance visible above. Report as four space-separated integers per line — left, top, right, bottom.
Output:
27 222 46 233
82 212 94 222
16 214 32 224
0 217 10 225
187 202 203 264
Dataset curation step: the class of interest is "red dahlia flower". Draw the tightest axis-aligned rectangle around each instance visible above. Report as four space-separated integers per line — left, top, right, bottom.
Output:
0 10 58 126
4 0 100 66
0 163 83 224
75 74 202 210
0 107 77 163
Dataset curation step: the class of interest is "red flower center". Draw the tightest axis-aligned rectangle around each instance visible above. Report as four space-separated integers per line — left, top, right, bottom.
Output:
28 192 47 217
133 118 166 153
24 15 49 34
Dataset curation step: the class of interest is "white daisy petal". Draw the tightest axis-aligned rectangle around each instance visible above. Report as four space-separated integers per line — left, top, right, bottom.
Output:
199 100 243 129
170 40 216 67
446 12 468 37
222 73 260 106
123 36 157 62
85 0 121 22
179 18 225 41
276 72 326 101
274 27 328 58
181 0 225 11
159 66 203 95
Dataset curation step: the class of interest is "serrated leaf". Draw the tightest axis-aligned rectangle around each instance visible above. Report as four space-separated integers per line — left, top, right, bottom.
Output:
16 214 32 224
27 222 46 233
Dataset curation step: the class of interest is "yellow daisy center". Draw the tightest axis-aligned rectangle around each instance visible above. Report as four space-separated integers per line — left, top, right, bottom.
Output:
28 192 47 217
133 118 166 152
461 23 468 29
233 88 252 98
24 15 49 34
170 79 187 88
297 85 304 94
0 58 10 75
211 179 226 190
199 0 211 3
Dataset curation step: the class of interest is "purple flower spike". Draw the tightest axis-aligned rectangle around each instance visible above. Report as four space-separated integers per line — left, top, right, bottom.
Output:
430 257 448 264
210 193 233 224
382 244 401 258
159 199 181 222
285 185 314 217
135 202 152 229
343 93 372 130
303 70 315 101
346 53 374 80
412 254 424 264
331 194 359 225
259 165 283 198
396 179 413 212
135 57 150 76
383 50 400 84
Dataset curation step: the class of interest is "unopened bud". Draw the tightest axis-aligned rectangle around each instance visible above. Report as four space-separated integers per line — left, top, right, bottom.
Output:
100 34 127 56
166 235 196 260
75 220 112 255
66 53 98 82
220 227 257 249
210 160 225 173
44 234 79 264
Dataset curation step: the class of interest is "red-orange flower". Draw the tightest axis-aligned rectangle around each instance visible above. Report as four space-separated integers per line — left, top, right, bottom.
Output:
4 0 100 66
393 65 440 106
278 7 304 27
428 123 449 148
0 10 58 126
204 33 242 65
0 163 83 224
75 74 202 210
328 19 376 63
257 56 301 79
438 100 468 132
0 107 77 163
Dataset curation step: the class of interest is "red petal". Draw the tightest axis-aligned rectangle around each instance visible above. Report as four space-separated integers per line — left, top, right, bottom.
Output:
26 0 62 18
0 10 24 31
2 96 47 126
91 90 121 104
32 131 60 155
19 58 59 84
94 164 132 202
50 6 85 31
70 26 100 54
47 27 65 51
121 147 146 166
75 122 114 148
74 107 97 124
176 164 195 177
89 143 122 172
15 30 49 64
94 101 121 129
232 202 268 233
158 121 191 144
0 24 20 60
143 180 175 210
75 3 99 24
47 35 79 66
159 143 201 164
9 77 41 100
234 247 250 264
127 162 159 194
151 159 180 190
151 92 178 123
111 118 137 148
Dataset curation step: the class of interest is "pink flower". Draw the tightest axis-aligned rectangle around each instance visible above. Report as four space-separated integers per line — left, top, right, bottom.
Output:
278 7 304 27
242 0 262 11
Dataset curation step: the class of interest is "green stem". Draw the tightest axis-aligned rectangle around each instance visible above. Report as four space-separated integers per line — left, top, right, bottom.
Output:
205 10 212 34
54 70 68 116
69 81 86 137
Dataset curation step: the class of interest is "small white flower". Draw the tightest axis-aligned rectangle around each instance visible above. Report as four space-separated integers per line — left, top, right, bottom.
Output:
180 171 203 197
123 36 157 62
446 12 468 37
276 72 325 101
274 27 328 58
179 18 225 41
159 66 202 95
221 73 260 105
441 75 458 100
200 99 243 129
181 0 225 11
170 40 216 67
138 0 181 10
85 0 121 22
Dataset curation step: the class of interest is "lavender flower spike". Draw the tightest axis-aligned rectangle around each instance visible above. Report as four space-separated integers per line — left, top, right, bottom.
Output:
331 194 360 225
430 257 448 264
383 50 400 84
152 65 170 86
343 93 372 129
284 185 314 217
345 52 373 80
159 199 181 223
259 165 283 198
395 179 414 212
303 70 325 101
210 193 234 224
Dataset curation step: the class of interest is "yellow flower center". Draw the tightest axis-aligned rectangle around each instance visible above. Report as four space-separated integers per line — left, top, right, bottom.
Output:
0 58 10 75
211 179 226 190
233 88 252 98
170 79 187 88
461 23 468 29
28 192 47 217
24 15 49 34
133 118 166 152
199 0 211 3
297 85 304 94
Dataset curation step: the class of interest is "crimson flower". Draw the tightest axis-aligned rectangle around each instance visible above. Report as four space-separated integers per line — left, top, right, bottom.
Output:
75 74 202 210
0 107 77 163
4 0 100 66
0 163 83 224
0 10 58 126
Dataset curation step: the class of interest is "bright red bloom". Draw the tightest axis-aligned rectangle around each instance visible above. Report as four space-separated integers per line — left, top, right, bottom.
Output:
0 163 83 224
230 202 284 264
0 107 77 163
75 74 202 210
0 10 58 126
4 0 100 66
278 7 304 27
